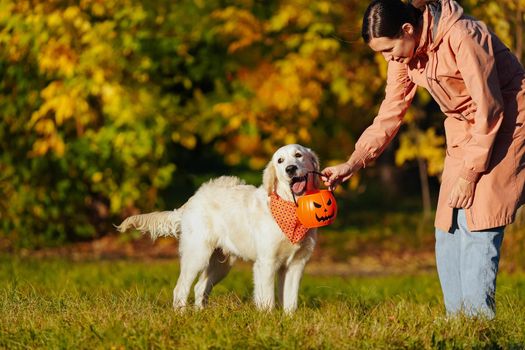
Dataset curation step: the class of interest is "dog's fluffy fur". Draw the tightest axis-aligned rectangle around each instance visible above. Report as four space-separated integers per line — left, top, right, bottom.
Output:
117 144 319 313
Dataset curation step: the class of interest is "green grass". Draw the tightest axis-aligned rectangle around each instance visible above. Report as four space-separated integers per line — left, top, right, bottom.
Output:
1 257 525 349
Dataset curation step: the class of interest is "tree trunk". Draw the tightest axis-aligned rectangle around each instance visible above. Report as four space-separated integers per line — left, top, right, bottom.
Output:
417 156 432 220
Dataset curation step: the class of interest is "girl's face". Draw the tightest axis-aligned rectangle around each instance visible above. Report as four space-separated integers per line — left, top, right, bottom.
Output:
368 23 418 64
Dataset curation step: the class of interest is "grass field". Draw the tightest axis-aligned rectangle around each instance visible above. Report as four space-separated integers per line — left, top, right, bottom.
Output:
1 256 525 349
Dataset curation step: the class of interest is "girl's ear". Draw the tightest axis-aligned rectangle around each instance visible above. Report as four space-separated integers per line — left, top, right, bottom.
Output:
402 22 415 36
262 161 277 195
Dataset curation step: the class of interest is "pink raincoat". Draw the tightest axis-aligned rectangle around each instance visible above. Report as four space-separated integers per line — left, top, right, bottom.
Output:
349 0 525 231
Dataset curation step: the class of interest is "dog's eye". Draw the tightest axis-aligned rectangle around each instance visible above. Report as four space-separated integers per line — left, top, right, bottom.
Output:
295 153 302 158
278 158 284 164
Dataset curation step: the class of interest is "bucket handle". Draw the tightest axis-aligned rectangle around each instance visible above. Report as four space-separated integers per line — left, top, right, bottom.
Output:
290 170 329 206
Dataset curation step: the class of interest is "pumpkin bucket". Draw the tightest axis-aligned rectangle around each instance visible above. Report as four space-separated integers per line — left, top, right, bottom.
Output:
294 172 338 228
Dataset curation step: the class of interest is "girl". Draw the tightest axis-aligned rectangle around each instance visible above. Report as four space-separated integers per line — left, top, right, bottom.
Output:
323 0 525 318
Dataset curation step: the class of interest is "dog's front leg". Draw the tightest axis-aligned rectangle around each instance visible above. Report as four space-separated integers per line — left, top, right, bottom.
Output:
253 259 276 310
276 265 287 307
282 260 307 313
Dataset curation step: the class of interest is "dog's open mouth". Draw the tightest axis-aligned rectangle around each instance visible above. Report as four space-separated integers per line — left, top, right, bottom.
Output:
290 175 307 195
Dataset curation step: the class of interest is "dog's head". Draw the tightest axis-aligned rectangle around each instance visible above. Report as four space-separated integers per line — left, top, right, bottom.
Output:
263 144 320 202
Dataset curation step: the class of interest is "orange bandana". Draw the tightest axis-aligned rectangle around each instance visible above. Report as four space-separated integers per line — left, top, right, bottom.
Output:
269 192 309 244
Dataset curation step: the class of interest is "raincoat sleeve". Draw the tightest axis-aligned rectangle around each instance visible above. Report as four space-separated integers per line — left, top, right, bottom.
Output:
349 61 417 167
452 26 505 182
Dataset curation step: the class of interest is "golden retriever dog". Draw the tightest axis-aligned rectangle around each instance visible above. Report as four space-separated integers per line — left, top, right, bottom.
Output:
117 144 320 313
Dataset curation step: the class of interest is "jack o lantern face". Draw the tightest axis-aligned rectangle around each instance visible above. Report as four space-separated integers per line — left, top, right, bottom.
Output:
297 190 337 228
313 196 335 223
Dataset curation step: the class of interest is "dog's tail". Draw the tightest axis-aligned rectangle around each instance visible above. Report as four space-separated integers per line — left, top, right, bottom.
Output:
116 209 181 240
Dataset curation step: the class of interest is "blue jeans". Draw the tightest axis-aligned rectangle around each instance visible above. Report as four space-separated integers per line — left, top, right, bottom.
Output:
435 209 505 319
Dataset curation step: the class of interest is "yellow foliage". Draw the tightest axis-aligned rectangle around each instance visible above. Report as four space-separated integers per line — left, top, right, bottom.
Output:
375 54 388 79
63 6 81 21
315 1 333 14
30 139 50 157
266 4 302 32
225 153 241 166
348 173 361 191
92 172 103 183
300 37 340 56
331 78 351 105
212 7 263 53
250 64 300 111
284 133 297 145
90 2 106 17
298 127 311 143
38 39 77 77
395 127 445 176
30 134 66 157
34 119 55 135
236 134 261 154
235 57 323 119
206 0 364 168
249 156 267 170
110 192 122 214
403 109 416 124
180 135 197 150
31 82 88 127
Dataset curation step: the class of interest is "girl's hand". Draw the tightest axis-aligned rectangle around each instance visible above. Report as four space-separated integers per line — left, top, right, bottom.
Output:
448 177 476 209
321 161 360 191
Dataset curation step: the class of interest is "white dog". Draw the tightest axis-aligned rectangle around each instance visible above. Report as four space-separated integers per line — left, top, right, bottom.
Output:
117 144 320 313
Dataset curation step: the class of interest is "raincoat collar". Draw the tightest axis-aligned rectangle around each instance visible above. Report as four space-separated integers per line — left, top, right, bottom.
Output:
414 0 464 55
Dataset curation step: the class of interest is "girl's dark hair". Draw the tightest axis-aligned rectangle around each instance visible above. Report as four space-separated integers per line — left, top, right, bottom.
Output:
362 0 426 43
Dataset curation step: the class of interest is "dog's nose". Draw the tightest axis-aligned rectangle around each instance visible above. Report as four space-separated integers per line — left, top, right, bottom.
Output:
285 165 298 176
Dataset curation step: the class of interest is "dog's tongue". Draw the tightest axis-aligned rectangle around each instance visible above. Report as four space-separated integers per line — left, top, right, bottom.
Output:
292 179 306 194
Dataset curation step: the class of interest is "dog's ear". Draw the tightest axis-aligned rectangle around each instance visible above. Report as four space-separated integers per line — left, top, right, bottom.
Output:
308 149 320 172
308 149 321 188
262 160 277 195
